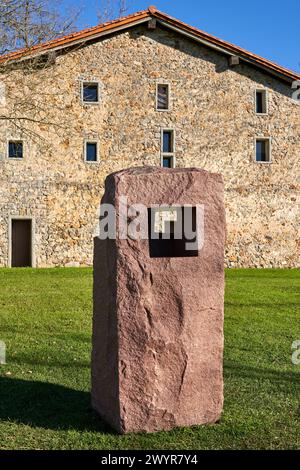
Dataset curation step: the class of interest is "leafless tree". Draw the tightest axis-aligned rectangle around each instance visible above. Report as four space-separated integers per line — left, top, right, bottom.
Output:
0 0 79 55
0 0 81 144
96 0 129 23
0 0 131 144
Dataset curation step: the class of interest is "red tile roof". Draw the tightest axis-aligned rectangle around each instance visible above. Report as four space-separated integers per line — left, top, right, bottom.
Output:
1 6 299 82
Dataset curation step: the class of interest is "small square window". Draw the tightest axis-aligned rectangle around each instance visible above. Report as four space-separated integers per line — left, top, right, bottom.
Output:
85 142 98 162
163 156 173 168
8 141 23 159
256 90 267 114
82 83 99 103
157 84 169 110
256 139 271 162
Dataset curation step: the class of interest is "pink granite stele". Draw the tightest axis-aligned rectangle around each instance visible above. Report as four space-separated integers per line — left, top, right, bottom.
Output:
92 167 226 434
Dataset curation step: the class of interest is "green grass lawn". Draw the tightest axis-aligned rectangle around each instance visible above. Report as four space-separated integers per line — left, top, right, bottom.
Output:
0 268 299 450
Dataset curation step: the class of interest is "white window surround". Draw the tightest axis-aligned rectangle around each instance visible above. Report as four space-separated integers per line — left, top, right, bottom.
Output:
255 88 268 115
6 139 25 160
84 139 100 163
81 81 100 105
0 82 6 106
156 83 171 112
254 137 272 164
161 128 176 168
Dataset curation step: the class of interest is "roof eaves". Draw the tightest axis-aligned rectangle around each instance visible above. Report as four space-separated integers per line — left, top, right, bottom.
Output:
0 5 299 83
0 8 151 64
151 9 300 83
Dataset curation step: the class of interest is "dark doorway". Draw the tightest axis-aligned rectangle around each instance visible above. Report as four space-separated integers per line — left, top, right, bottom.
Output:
11 219 32 267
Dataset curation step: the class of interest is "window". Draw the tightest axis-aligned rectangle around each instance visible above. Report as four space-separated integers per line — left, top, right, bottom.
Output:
256 138 271 162
0 82 5 106
163 130 174 153
8 141 23 159
255 89 267 114
85 141 98 162
161 129 175 168
163 156 173 168
157 84 170 111
82 82 99 103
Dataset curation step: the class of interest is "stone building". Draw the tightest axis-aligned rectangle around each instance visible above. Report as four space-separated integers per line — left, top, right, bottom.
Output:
0 6 299 268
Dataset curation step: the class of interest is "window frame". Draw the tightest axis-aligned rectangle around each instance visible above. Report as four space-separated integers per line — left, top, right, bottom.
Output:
0 81 5 106
255 89 268 115
84 139 100 163
255 137 272 164
162 155 175 168
156 83 171 112
81 81 100 105
7 139 24 160
161 128 176 168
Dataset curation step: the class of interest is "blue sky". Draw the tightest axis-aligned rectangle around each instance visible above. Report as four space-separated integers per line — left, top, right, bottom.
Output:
64 0 299 73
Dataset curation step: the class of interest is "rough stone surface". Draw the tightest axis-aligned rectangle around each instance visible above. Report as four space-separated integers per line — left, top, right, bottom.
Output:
92 166 226 434
0 22 299 267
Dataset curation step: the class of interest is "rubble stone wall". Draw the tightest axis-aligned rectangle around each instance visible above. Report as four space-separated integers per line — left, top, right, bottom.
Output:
0 24 299 267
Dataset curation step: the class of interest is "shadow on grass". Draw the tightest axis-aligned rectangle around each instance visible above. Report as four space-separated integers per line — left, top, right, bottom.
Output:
224 362 300 385
7 356 90 368
2 365 299 433
0 377 116 434
225 302 300 308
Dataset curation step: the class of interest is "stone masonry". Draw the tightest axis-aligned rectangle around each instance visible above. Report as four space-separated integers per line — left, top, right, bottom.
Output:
92 167 226 433
0 20 299 268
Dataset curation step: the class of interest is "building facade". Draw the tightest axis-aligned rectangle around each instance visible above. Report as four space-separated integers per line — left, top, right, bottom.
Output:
0 7 299 268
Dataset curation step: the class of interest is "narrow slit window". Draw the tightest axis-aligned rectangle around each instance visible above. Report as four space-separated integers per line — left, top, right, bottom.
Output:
82 82 99 103
161 129 175 168
85 142 98 162
157 84 169 110
256 90 267 114
163 130 174 153
256 139 271 162
8 141 23 159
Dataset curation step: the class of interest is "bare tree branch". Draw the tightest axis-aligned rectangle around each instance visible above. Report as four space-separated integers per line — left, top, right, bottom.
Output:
0 0 130 143
0 0 80 55
96 0 130 23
